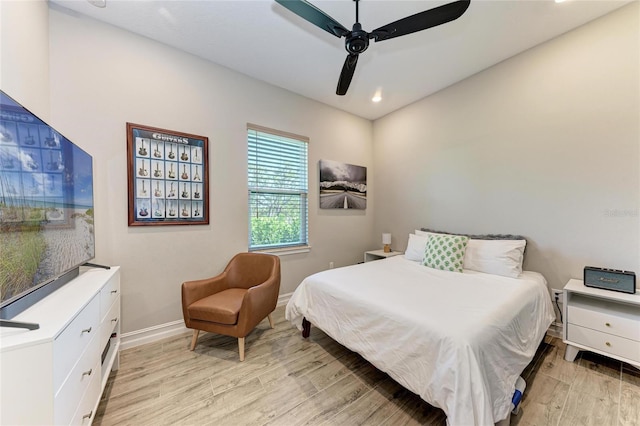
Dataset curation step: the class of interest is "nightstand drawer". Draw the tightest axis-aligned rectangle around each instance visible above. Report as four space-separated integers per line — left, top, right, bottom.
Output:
567 294 640 341
567 324 640 363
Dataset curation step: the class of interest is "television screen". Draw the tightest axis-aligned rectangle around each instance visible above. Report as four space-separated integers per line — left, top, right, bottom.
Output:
0 90 94 318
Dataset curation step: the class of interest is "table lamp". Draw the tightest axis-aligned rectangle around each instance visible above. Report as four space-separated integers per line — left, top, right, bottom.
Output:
382 233 392 253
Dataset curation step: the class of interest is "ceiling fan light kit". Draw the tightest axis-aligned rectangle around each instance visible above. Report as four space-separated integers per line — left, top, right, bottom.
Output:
276 0 471 96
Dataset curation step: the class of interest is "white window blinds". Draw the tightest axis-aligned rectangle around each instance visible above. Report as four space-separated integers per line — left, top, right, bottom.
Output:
247 125 308 251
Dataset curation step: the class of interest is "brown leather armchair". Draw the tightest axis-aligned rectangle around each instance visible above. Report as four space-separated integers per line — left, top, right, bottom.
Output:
181 252 281 361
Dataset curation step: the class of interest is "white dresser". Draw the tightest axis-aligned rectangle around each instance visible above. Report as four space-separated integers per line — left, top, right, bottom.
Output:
0 266 121 425
563 278 640 368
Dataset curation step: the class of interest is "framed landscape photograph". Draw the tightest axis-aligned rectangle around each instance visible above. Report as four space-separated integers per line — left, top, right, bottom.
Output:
127 123 209 226
319 159 367 209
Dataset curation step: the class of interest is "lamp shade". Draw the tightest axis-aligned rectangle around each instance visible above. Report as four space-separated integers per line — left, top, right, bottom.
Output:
382 233 392 245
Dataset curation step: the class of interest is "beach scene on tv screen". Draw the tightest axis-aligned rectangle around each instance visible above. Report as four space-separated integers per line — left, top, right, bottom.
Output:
0 94 94 306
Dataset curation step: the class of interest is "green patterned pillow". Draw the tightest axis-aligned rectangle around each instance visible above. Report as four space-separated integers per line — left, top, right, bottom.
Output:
423 233 469 273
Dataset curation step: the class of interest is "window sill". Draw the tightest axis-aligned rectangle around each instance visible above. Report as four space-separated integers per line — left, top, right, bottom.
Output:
253 245 311 256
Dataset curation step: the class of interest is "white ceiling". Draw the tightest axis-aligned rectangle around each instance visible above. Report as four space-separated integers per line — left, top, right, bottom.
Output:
50 0 631 120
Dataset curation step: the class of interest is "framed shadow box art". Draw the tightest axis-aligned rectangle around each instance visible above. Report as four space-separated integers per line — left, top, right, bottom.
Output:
127 123 209 226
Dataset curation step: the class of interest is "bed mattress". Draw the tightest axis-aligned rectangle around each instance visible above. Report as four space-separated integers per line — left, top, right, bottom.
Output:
286 255 555 425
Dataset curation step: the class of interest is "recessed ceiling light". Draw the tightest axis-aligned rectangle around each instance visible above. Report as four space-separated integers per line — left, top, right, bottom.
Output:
554 0 566 3
372 89 382 103
87 0 106 7
158 7 177 24
87 0 107 7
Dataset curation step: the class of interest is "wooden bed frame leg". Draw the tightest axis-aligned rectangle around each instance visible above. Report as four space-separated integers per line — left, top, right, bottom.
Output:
302 317 311 338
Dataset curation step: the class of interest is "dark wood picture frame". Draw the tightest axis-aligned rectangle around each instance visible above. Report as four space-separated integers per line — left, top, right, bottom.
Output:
127 123 209 226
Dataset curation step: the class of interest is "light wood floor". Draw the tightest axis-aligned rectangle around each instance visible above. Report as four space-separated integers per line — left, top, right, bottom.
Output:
95 306 640 426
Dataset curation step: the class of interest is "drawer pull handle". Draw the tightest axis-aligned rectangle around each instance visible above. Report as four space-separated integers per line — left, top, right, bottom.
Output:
605 342 611 347
605 322 611 327
82 369 93 377
82 411 93 420
110 290 118 294
111 317 118 323
81 327 92 334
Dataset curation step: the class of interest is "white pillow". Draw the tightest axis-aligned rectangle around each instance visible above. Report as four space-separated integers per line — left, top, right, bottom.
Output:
463 239 526 278
414 229 432 237
404 233 430 262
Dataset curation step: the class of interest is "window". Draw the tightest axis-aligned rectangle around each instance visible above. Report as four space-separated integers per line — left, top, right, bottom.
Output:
248 124 308 251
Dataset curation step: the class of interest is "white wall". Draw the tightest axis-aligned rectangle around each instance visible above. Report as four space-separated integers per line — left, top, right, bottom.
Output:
0 0 50 119
373 3 639 292
43 6 373 333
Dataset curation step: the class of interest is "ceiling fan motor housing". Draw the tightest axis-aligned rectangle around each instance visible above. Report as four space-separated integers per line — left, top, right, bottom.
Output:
345 23 369 54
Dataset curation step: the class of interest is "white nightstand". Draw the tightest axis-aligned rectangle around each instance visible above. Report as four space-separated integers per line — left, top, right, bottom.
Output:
563 278 640 368
364 249 404 263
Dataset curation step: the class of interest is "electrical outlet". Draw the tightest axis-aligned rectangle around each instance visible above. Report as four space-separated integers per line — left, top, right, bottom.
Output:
329 262 334 269
552 289 563 304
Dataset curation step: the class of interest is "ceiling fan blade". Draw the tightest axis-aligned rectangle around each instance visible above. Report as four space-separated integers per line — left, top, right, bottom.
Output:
336 54 359 96
370 0 470 42
275 0 350 38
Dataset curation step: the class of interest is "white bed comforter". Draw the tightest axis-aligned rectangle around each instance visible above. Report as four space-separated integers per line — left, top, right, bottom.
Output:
286 256 555 426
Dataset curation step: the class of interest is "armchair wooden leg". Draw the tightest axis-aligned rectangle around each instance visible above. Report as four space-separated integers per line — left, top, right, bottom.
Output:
268 313 275 329
190 330 199 351
238 337 245 362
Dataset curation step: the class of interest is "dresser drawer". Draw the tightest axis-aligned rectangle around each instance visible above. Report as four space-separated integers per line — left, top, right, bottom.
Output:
568 294 640 341
54 334 100 425
69 359 101 426
100 273 120 320
54 295 100 392
100 296 120 351
567 324 640 363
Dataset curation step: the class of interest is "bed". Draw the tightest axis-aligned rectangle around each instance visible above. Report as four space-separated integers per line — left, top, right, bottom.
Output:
285 238 555 426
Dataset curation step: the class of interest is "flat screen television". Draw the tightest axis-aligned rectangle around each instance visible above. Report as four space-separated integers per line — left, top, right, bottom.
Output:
0 90 95 319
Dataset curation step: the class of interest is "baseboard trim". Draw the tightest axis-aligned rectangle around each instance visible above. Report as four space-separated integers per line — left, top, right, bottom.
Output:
277 291 292 307
120 320 188 350
120 292 294 350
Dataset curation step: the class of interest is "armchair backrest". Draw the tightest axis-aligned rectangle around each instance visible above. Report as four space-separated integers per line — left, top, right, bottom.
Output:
225 252 280 290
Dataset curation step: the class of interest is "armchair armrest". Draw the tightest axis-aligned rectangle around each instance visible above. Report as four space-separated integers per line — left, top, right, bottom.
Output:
237 275 280 332
182 272 229 309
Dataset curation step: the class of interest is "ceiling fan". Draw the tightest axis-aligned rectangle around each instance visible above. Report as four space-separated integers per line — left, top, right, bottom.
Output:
275 0 471 96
